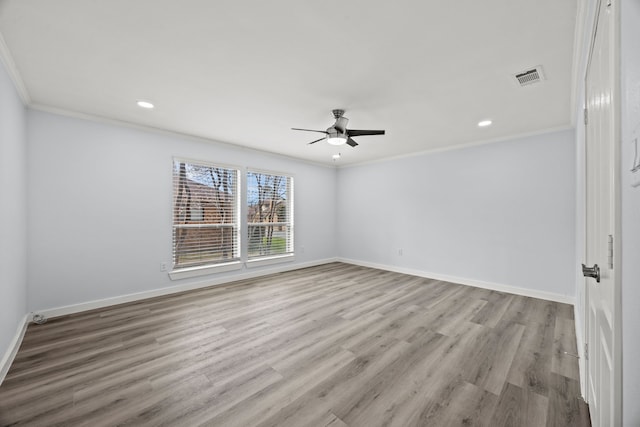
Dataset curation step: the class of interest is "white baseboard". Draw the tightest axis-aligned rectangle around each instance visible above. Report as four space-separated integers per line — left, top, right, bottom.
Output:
34 258 339 320
338 258 576 305
5 258 574 386
0 313 30 386
31 257 575 321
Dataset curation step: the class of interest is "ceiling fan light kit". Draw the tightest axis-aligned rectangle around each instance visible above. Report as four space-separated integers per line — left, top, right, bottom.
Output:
293 109 385 148
327 137 347 145
136 100 154 109
327 128 347 145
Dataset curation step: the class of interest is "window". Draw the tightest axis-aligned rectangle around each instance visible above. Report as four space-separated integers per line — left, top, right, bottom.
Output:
247 170 293 260
172 159 240 270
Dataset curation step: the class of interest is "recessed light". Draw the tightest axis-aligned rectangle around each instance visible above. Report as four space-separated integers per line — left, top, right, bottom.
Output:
136 100 154 109
332 153 341 160
478 120 492 127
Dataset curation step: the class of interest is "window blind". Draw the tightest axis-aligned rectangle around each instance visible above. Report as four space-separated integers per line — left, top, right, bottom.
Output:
247 171 293 259
173 160 240 269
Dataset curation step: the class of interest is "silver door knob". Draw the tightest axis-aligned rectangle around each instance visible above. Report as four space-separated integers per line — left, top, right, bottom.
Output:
582 263 600 283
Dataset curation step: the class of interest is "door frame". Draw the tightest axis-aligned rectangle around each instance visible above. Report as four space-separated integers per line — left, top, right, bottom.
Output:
582 0 622 423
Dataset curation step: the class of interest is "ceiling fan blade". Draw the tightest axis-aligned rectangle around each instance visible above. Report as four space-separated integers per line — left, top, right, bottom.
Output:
346 137 358 147
346 129 385 137
307 137 326 145
292 128 328 134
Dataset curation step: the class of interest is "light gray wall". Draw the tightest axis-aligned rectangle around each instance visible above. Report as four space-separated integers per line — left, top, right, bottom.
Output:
337 130 577 299
621 0 640 423
26 110 337 312
0 58 27 360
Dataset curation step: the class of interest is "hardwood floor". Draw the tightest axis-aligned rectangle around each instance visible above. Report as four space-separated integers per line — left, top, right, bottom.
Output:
0 263 590 426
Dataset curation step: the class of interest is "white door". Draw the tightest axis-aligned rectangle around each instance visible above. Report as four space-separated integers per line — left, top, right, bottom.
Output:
584 0 620 425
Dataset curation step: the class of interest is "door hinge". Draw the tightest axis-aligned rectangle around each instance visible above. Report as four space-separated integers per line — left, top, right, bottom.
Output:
608 235 614 269
584 107 588 125
585 343 589 361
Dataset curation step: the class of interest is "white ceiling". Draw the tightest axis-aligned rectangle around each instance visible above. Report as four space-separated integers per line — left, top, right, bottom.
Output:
0 0 578 166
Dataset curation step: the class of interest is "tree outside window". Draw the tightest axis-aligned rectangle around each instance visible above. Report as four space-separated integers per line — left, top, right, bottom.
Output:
247 171 293 259
173 160 240 269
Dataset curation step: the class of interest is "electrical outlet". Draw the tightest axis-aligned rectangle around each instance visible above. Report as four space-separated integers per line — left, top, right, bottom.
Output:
301 246 305 253
398 248 403 256
160 262 167 272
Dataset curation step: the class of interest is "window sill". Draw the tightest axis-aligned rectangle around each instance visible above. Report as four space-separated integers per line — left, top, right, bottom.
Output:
168 261 242 280
246 254 295 268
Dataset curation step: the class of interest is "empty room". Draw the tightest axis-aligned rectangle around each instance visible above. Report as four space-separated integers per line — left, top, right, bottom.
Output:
0 1 639 426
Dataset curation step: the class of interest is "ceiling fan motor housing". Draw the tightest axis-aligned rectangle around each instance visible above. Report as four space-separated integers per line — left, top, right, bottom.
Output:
333 117 349 134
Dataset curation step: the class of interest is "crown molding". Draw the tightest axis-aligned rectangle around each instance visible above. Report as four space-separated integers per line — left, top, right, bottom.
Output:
29 103 337 170
336 125 575 169
0 32 30 104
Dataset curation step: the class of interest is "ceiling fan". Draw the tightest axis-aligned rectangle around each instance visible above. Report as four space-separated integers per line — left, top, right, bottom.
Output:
292 109 385 147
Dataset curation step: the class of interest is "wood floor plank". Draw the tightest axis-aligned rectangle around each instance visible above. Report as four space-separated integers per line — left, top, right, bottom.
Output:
505 297 557 396
490 382 527 426
332 330 451 426
200 348 356 426
0 262 589 426
471 293 515 328
255 335 412 427
551 316 581 380
547 372 591 427
410 378 499 427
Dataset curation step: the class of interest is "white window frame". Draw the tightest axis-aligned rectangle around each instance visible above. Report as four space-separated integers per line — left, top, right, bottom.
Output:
169 158 242 279
245 168 294 268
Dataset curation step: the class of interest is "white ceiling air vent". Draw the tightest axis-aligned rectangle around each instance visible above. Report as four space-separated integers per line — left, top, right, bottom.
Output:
513 66 545 87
